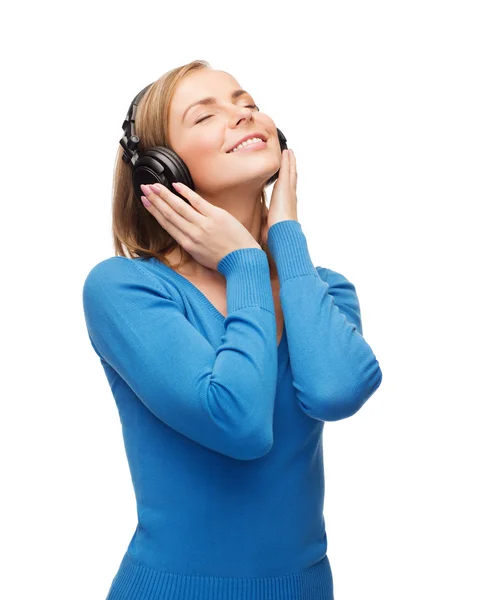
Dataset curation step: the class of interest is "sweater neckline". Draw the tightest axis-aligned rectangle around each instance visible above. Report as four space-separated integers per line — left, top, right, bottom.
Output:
144 257 286 351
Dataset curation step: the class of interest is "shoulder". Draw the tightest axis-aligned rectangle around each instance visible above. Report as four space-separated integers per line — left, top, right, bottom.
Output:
83 256 128 281
82 256 177 300
83 256 140 290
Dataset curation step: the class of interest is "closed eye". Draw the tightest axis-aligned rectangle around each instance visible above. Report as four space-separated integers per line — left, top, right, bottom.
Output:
195 105 258 124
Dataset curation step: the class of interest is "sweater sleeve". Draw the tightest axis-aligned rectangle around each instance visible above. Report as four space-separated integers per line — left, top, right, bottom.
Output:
82 250 278 461
267 220 383 422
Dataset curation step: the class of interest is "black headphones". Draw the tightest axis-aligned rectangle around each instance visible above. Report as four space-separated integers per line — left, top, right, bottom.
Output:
119 82 288 204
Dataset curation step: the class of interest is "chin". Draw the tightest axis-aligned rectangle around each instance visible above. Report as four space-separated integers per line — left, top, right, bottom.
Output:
227 169 274 187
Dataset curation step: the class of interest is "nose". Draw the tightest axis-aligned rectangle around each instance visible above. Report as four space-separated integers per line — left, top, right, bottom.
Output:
231 105 255 126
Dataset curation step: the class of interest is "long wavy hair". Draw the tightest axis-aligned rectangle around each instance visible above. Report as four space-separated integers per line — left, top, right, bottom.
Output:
112 59 278 279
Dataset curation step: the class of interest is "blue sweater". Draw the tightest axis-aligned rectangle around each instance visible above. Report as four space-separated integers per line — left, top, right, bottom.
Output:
82 219 382 600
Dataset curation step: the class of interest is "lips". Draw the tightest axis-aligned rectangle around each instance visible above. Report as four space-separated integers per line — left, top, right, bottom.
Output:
226 132 267 153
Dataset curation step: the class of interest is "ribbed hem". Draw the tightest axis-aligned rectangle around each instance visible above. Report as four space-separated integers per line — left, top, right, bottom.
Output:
106 552 334 600
266 220 319 282
216 248 275 316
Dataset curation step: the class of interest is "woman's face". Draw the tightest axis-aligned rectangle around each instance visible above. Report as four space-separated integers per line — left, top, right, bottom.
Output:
167 69 281 197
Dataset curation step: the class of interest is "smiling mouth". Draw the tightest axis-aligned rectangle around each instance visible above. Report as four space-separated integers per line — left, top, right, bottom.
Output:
226 139 268 153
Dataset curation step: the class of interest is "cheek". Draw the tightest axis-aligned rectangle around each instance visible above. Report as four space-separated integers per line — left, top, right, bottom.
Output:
179 137 227 186
184 132 224 163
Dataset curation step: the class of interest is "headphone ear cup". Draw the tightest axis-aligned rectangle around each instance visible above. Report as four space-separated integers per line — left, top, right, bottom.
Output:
132 146 195 203
265 127 288 187
120 83 195 203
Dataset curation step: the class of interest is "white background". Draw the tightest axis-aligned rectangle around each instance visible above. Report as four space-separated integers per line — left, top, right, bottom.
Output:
2 1 488 598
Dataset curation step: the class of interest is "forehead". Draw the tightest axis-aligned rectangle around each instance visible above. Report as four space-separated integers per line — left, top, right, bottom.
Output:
170 69 242 117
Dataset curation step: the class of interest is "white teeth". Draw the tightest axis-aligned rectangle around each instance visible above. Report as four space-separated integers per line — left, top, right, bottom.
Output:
231 137 264 152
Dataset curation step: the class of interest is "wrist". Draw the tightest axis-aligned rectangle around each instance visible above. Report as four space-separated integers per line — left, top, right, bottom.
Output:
269 216 298 227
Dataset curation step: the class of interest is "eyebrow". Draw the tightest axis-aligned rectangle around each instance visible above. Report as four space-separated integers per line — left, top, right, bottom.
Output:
181 89 250 123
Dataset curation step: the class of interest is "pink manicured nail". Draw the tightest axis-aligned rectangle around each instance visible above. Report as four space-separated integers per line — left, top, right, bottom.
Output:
141 195 151 207
148 184 161 194
140 184 152 196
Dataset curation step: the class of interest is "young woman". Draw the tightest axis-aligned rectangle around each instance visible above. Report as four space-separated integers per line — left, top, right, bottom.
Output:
82 59 383 600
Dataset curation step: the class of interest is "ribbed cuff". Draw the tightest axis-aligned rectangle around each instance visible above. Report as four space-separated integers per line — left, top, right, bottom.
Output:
266 220 319 282
216 248 275 315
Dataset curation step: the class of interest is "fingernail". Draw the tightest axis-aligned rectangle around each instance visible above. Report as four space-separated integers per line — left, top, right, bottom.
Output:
141 195 151 207
148 183 161 194
141 184 152 197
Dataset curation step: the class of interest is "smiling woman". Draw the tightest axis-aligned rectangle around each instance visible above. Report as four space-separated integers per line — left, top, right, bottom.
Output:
112 59 281 280
82 57 382 600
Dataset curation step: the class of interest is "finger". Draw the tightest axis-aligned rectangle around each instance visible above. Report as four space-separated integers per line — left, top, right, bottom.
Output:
143 185 200 241
288 149 297 187
140 194 187 247
147 183 209 225
279 149 289 182
282 148 289 167
171 182 215 218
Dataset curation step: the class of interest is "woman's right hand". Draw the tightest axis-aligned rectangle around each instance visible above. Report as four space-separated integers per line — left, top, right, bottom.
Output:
140 182 262 272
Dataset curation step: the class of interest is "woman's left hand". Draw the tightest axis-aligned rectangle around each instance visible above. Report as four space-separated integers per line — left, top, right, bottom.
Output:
261 148 298 246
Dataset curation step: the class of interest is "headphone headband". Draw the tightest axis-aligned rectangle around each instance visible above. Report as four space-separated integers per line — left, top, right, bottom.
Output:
120 83 154 165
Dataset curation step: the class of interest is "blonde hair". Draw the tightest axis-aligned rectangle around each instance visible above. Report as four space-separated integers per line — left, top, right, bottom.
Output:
112 59 277 278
